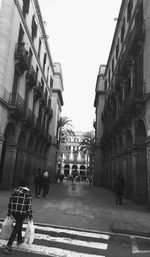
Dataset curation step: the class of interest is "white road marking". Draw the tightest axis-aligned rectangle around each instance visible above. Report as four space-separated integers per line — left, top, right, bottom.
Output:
0 239 105 257
130 235 150 254
0 221 110 240
35 233 108 250
30 224 110 240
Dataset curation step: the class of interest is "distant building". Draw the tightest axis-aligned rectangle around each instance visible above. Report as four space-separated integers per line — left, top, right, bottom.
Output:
93 65 106 186
60 132 89 177
0 0 63 188
94 0 150 206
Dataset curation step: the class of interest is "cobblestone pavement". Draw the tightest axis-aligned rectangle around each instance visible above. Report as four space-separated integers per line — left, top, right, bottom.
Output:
0 181 150 236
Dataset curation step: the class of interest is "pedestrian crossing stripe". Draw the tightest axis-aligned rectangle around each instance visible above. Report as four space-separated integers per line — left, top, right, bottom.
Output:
28 232 108 250
0 224 110 257
0 221 110 240
0 239 105 257
30 224 110 240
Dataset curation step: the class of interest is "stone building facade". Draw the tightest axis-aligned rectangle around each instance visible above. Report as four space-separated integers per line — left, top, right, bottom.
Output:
0 0 63 188
94 0 150 206
59 132 89 178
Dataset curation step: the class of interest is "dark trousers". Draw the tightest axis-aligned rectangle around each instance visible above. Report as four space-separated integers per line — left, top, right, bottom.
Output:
7 214 25 247
43 185 49 198
35 184 42 197
115 193 123 205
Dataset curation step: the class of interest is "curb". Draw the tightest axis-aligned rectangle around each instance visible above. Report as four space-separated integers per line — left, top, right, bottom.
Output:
112 221 150 238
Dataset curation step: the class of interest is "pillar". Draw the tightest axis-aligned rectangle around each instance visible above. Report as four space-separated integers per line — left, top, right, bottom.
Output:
1 143 17 189
146 138 150 207
46 138 57 182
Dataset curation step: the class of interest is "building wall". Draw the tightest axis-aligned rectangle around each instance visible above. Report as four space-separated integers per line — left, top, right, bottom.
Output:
94 65 106 186
95 0 150 206
0 0 63 188
60 131 89 178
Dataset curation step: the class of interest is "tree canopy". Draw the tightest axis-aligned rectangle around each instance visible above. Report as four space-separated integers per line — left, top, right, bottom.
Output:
58 116 75 143
79 130 95 154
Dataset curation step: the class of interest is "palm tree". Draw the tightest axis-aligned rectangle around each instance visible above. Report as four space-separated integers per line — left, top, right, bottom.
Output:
58 116 75 144
79 130 95 176
56 116 75 175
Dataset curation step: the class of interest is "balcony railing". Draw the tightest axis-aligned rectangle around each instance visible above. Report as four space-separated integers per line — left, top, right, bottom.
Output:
14 43 29 73
128 20 145 55
33 82 43 99
26 65 37 89
0 85 11 104
103 81 144 135
8 93 25 118
25 107 35 125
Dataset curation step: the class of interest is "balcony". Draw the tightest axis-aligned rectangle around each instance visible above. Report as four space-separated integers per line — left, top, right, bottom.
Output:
35 118 41 130
14 43 29 74
48 107 53 118
9 93 25 118
128 20 145 55
22 107 35 127
26 65 37 89
124 81 144 113
0 85 11 105
33 82 43 100
103 82 144 135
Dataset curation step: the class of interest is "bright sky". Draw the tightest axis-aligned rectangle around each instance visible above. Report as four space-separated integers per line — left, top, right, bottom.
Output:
39 0 122 132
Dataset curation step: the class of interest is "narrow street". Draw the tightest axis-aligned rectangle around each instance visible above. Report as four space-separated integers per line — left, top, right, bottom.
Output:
0 181 150 256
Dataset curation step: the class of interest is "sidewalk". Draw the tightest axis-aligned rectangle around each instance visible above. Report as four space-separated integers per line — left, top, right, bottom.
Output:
0 181 150 237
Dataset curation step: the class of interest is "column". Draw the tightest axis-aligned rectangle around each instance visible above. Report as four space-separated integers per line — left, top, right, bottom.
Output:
0 133 4 160
146 138 150 208
1 143 17 188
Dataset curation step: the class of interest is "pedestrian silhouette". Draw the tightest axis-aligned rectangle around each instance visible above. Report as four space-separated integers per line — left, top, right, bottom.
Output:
113 174 125 205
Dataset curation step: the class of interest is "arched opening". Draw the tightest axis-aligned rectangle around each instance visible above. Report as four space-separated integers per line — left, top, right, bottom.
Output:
125 130 133 198
64 164 70 177
80 165 85 176
72 164 78 177
135 120 147 203
0 123 15 184
14 130 27 186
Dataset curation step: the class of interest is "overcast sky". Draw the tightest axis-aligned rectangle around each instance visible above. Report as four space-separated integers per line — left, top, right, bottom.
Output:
39 0 122 132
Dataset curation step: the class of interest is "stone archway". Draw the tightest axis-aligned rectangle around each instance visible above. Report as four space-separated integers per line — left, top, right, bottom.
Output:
25 133 36 183
125 130 133 198
80 165 85 176
64 164 70 177
0 123 16 188
72 164 78 177
135 120 147 203
14 130 27 186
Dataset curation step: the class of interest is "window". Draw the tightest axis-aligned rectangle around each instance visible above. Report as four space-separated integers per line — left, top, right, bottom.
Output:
50 76 53 88
47 66 49 82
116 39 119 59
22 0 30 16
112 58 114 73
38 39 41 58
18 25 24 43
105 80 107 92
28 48 33 65
121 18 125 43
108 70 110 83
43 53 47 72
36 66 39 82
41 78 44 94
31 15 37 40
127 0 133 21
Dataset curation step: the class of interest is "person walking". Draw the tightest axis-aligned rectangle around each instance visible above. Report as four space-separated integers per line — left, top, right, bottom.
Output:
42 171 50 199
113 173 126 205
4 179 33 254
34 168 42 198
